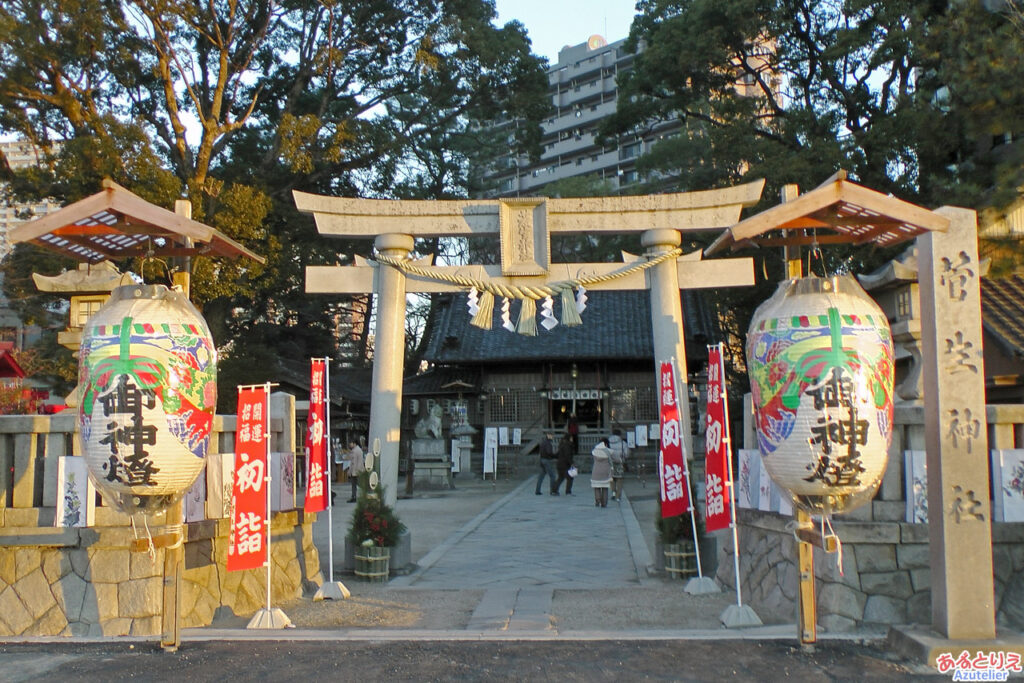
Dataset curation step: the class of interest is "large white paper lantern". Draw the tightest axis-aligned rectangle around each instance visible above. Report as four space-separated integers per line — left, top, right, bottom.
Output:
78 284 217 515
746 275 894 514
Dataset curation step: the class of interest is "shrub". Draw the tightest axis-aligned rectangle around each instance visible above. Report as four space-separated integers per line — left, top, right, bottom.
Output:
347 474 405 547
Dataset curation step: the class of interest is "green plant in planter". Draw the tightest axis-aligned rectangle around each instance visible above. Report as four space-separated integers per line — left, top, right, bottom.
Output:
347 472 405 548
657 513 689 545
655 496 704 545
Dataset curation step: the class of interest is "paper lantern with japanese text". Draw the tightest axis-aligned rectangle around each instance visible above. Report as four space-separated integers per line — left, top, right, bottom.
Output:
746 275 894 515
78 284 217 515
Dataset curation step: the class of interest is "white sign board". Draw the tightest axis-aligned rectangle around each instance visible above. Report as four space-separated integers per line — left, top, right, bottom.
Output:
992 449 1024 522
904 450 928 523
184 468 206 522
484 428 498 475
737 449 760 510
55 456 95 528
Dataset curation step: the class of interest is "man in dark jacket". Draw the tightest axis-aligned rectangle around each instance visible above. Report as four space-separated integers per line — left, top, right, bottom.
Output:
553 435 576 495
536 431 558 495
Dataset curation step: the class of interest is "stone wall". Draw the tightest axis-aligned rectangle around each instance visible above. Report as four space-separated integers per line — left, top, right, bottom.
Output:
0 511 322 637
715 509 1024 632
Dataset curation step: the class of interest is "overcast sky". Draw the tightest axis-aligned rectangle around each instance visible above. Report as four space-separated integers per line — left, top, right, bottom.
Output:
493 0 639 64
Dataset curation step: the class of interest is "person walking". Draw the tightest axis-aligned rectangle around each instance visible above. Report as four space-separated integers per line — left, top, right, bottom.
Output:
567 413 579 454
553 435 576 495
608 428 630 502
332 438 345 483
591 437 613 507
345 439 364 502
536 431 558 495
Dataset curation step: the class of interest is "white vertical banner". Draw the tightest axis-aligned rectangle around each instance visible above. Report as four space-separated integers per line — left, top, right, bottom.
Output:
993 449 1024 522
55 456 95 528
484 428 498 476
184 467 206 522
450 439 461 473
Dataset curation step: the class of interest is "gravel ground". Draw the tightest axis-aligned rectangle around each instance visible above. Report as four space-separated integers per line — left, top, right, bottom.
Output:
280 588 484 630
552 586 737 632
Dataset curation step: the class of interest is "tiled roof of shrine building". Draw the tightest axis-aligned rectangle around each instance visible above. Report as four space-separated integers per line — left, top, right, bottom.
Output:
421 290 718 365
982 274 1024 358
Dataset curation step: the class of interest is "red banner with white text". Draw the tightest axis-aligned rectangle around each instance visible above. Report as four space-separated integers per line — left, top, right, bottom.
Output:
704 345 732 532
227 386 269 572
304 359 328 513
658 361 691 518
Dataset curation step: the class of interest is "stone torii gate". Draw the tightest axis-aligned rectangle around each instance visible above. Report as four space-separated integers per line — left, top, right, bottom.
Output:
296 180 764 508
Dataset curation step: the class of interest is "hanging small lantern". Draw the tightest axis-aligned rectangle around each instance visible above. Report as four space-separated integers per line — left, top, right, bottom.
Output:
746 275 894 515
78 284 217 515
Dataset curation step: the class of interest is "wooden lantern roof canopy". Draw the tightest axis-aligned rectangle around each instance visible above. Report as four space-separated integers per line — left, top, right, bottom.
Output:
8 179 265 264
704 171 950 257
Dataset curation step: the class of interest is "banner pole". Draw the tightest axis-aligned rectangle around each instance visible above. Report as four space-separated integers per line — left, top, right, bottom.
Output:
312 360 350 602
324 358 335 584
715 344 762 626
672 357 703 579
717 343 743 608
264 382 272 614
240 382 291 629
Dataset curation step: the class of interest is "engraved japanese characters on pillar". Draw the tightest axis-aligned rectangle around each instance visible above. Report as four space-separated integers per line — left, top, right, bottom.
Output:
944 330 979 375
918 206 996 639
499 198 549 276
947 408 981 454
951 485 985 524
939 252 974 301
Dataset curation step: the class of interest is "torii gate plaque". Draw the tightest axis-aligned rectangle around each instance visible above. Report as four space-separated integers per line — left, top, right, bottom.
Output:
297 181 764 507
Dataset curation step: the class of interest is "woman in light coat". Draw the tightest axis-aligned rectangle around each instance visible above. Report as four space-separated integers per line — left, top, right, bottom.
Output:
608 429 629 502
591 438 613 508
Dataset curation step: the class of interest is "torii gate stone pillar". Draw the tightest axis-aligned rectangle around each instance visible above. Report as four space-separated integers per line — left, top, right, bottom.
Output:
371 233 415 503
297 181 764 507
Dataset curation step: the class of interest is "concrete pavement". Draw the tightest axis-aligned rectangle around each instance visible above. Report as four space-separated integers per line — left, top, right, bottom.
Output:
282 472 819 638
0 472 945 680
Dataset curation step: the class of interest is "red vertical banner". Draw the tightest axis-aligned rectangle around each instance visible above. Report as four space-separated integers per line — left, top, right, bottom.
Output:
658 361 691 518
704 345 732 532
304 359 328 513
227 386 269 572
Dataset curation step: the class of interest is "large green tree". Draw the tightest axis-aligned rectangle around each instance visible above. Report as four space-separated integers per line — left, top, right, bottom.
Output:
606 0 1024 217
602 0 1024 394
0 0 549 410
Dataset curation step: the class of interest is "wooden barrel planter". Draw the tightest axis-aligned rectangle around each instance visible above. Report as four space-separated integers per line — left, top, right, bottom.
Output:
354 545 390 582
663 541 697 579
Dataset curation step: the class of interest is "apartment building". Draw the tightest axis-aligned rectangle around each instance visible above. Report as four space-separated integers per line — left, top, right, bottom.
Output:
480 34 682 197
0 139 61 350
0 139 62 260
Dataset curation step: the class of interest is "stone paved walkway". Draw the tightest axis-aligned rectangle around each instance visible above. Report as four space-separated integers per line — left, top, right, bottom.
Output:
393 478 647 589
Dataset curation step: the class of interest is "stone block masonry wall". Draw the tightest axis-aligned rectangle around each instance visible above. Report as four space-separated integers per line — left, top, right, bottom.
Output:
0 393 326 637
0 511 322 636
730 397 1024 631
715 510 1024 632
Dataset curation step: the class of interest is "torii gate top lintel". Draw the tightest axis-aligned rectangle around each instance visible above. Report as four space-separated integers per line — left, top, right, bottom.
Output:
293 178 765 239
